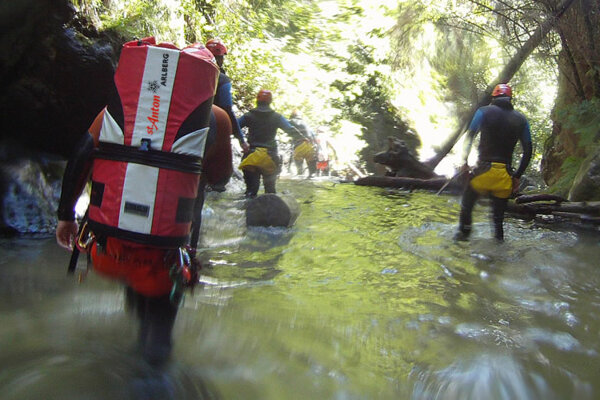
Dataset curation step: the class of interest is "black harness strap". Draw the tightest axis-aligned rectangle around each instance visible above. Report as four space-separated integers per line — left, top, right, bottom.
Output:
95 143 203 174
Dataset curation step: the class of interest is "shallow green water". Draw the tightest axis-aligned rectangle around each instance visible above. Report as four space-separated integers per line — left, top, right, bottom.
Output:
1 177 599 399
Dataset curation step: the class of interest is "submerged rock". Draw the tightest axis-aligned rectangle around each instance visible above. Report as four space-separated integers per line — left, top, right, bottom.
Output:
246 194 301 227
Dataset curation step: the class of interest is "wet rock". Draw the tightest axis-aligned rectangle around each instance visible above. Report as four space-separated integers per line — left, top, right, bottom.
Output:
246 194 300 227
568 146 600 201
0 0 118 157
373 137 437 179
0 154 65 234
0 0 122 233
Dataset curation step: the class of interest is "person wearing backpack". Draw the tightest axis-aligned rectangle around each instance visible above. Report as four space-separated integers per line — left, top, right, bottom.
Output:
55 38 225 368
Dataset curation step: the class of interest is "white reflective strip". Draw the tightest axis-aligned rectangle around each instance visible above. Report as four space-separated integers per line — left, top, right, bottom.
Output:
99 110 124 144
132 46 180 150
171 127 209 157
118 163 159 234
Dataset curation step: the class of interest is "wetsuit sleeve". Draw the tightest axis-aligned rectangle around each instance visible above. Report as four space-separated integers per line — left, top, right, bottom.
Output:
237 114 249 142
462 109 484 163
513 120 533 178
215 82 244 144
280 116 304 138
57 133 95 221
237 115 247 129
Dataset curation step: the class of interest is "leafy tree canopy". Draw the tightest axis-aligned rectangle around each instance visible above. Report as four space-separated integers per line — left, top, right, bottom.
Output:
69 0 596 178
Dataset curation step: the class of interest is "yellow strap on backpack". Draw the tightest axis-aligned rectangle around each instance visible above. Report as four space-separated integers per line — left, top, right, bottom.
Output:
239 147 277 175
293 140 315 162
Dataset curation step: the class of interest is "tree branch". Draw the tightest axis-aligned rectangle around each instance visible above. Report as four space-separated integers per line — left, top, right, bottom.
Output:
426 0 579 170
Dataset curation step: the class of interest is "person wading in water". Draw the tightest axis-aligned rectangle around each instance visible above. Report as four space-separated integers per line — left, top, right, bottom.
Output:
237 89 297 198
454 83 533 242
55 38 228 373
288 110 317 177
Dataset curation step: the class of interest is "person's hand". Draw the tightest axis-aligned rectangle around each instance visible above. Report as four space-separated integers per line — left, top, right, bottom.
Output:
56 220 79 251
512 176 520 195
241 141 250 153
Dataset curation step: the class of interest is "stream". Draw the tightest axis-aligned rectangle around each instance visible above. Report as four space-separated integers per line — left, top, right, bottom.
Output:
1 177 599 399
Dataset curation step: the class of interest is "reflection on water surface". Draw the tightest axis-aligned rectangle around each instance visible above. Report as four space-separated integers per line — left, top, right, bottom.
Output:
1 177 599 399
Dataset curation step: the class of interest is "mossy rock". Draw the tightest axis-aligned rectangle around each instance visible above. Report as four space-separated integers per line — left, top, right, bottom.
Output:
568 146 600 201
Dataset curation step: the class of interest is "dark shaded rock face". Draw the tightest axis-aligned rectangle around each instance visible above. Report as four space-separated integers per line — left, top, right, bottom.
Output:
1 0 118 156
0 0 121 233
568 146 600 201
373 137 437 179
541 1 600 188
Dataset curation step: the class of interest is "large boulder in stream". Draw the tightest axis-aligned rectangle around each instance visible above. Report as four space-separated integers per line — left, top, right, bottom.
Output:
568 146 600 201
246 194 301 228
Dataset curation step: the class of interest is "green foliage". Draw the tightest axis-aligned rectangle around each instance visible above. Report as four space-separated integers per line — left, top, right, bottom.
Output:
556 98 600 150
331 42 419 172
68 0 571 173
185 0 327 110
99 1 178 41
546 97 600 193
387 2 435 73
550 156 584 196
429 28 492 119
510 53 559 169
386 0 562 171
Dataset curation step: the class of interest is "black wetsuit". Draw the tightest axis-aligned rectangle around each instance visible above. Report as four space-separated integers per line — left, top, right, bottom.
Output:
289 117 317 176
237 104 295 197
458 97 533 241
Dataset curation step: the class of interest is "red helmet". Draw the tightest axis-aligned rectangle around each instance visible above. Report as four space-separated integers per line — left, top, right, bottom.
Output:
257 89 272 104
205 38 227 56
185 42 205 50
492 83 512 97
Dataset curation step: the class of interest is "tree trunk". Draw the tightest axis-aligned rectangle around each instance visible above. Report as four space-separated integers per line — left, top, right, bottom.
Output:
507 200 600 222
514 193 567 204
426 0 579 170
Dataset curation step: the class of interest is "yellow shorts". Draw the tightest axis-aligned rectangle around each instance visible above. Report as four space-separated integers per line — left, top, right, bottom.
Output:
239 147 277 175
293 141 315 162
470 162 513 199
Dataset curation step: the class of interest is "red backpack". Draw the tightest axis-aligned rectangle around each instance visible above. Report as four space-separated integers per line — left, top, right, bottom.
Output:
87 37 219 247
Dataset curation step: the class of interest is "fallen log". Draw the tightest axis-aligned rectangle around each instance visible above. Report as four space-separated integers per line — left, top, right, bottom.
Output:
506 200 600 225
515 194 567 204
507 201 600 216
373 137 437 179
348 163 366 178
354 176 460 191
551 212 600 224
